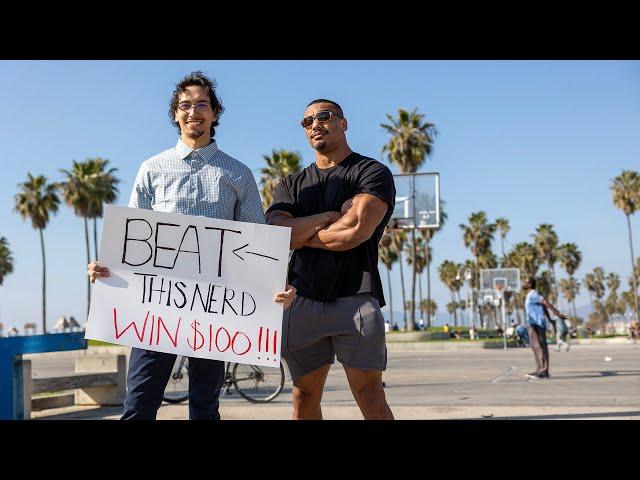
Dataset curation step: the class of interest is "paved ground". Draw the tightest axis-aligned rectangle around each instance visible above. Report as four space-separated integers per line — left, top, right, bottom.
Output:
29 342 640 420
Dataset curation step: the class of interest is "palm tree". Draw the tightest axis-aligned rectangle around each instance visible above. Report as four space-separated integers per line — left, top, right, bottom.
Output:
405 236 427 326
59 160 96 320
557 242 582 317
420 203 448 329
14 174 60 334
583 273 596 311
495 217 510 266
462 258 478 328
389 230 408 329
592 267 607 301
382 108 437 331
438 260 461 327
259 149 302 211
459 211 496 329
611 170 640 321
504 242 539 281
446 301 457 324
605 273 622 333
86 158 120 258
532 224 560 305
0 237 14 286
420 299 437 322
379 229 399 328
559 277 581 318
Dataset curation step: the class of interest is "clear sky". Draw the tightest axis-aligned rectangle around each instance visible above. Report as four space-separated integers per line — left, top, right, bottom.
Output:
1 60 639 332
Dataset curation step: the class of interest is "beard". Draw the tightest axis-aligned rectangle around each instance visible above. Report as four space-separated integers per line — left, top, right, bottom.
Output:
313 139 328 152
185 127 206 139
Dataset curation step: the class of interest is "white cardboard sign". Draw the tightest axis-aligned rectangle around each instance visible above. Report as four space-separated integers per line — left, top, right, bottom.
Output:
85 205 291 367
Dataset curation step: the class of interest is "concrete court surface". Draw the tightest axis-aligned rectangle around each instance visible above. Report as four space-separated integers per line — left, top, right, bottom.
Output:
29 342 640 420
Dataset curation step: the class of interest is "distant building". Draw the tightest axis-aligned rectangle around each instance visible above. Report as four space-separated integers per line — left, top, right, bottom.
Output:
68 316 81 331
55 315 83 332
0 322 3 337
24 323 37 335
54 316 70 331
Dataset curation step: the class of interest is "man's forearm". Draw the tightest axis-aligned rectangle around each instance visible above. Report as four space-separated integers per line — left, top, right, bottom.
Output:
543 300 563 317
305 217 364 251
267 212 335 250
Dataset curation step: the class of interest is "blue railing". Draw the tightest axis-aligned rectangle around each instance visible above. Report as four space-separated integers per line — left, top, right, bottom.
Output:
0 332 88 420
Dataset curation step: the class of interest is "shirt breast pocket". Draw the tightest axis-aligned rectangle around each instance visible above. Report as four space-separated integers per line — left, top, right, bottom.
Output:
152 175 179 211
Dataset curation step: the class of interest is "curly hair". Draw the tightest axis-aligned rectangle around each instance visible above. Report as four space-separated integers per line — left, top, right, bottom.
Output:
169 71 225 138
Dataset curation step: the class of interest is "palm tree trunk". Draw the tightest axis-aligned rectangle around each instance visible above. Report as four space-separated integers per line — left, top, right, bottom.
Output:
418 271 423 327
398 251 407 330
626 214 639 321
84 217 91 320
93 217 98 260
451 291 457 327
410 228 417 331
475 255 482 329
501 236 505 267
39 228 47 334
551 262 559 306
386 266 394 327
426 236 431 329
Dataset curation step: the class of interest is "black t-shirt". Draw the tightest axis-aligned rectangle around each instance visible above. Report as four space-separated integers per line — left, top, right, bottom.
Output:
266 152 396 307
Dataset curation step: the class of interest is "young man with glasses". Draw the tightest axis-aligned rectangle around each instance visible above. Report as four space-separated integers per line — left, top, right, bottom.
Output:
266 99 396 420
87 71 296 420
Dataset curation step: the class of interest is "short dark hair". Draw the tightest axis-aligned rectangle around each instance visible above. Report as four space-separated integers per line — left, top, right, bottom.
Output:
169 71 225 138
306 98 344 117
527 277 537 289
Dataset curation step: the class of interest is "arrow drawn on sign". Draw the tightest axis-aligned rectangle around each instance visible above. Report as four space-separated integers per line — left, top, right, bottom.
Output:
232 243 279 262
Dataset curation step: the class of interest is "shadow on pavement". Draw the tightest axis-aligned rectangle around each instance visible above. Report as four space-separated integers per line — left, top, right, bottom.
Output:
493 410 640 420
34 406 123 420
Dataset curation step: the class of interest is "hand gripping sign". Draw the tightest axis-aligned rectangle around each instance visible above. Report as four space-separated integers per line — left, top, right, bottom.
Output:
85 205 291 367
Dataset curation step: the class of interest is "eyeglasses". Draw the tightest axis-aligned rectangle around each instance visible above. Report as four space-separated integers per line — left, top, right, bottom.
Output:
300 110 341 129
178 101 211 112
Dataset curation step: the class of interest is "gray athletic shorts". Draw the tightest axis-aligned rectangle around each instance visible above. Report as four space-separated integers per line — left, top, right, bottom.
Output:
281 293 387 380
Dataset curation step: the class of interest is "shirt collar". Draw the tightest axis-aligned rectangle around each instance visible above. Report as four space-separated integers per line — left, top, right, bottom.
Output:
176 137 218 163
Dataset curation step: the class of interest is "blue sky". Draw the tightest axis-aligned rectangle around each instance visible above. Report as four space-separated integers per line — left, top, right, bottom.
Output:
1 60 639 332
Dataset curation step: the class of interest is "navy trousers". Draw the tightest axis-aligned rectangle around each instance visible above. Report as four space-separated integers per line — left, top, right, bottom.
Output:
121 348 225 420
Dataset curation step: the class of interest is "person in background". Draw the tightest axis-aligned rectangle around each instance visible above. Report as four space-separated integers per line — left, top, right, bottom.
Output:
522 277 567 379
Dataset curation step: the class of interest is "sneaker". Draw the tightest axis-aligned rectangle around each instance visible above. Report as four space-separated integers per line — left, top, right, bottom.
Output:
525 372 539 379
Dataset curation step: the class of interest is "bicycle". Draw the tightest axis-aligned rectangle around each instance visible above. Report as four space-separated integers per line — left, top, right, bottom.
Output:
163 356 285 404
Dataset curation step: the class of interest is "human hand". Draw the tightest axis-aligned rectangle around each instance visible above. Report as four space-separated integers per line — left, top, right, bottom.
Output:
274 284 297 309
87 261 110 283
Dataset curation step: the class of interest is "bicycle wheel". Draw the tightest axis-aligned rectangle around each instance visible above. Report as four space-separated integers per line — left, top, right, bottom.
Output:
163 356 189 404
232 362 285 403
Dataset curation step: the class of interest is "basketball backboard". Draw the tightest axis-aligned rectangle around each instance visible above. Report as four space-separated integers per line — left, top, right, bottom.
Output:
390 172 440 229
480 268 520 292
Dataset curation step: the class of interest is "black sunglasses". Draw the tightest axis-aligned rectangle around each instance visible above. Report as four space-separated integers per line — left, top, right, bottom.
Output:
300 110 341 129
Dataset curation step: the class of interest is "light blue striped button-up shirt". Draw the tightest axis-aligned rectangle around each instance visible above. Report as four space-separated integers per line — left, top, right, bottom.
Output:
129 138 265 224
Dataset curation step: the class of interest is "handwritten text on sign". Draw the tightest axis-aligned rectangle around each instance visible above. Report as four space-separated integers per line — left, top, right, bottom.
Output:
85 205 291 367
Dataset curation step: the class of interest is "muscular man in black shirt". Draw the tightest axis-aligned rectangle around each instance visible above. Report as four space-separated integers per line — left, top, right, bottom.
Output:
266 99 395 420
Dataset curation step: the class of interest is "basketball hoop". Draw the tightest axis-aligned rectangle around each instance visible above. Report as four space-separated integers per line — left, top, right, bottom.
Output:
389 172 440 230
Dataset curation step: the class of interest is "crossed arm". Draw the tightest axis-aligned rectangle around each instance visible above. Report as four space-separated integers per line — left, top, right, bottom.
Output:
266 193 389 251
